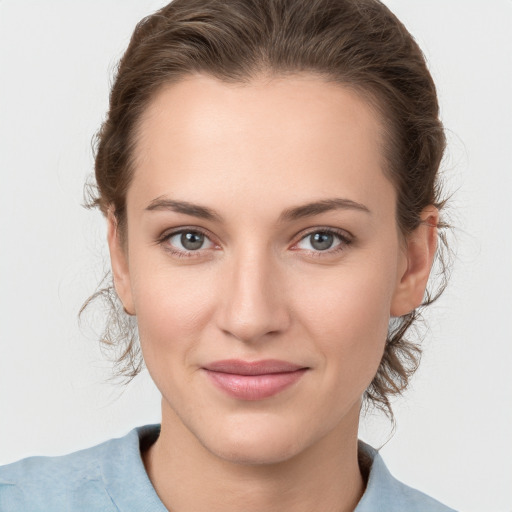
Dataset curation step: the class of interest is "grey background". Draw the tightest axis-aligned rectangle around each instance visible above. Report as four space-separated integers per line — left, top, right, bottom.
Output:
1 1 511 511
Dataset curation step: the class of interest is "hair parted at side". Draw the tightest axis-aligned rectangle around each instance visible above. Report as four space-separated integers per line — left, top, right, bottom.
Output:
82 0 450 417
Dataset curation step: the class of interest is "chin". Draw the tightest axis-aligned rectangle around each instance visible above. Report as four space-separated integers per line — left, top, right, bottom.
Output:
207 433 303 466
194 413 325 466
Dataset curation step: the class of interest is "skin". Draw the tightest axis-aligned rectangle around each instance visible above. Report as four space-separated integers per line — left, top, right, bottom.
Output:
108 73 438 512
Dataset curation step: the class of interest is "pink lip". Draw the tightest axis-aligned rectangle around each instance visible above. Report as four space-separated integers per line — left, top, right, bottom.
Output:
202 359 308 400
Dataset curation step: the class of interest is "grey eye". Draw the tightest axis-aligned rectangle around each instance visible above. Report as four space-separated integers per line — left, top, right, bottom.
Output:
295 231 345 252
309 232 335 251
167 230 214 252
180 231 205 250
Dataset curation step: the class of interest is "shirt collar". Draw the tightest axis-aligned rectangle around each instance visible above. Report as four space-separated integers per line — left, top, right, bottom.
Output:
102 424 449 512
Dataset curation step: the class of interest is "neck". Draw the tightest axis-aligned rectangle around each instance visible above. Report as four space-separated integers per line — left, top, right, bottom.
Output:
143 401 365 512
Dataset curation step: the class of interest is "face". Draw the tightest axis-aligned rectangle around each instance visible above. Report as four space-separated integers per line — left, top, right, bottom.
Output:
110 73 435 465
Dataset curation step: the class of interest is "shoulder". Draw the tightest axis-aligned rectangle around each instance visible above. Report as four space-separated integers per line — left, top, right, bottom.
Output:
0 435 121 512
0 424 161 512
356 441 458 512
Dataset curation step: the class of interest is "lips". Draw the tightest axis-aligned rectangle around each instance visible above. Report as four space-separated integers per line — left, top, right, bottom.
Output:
202 359 308 400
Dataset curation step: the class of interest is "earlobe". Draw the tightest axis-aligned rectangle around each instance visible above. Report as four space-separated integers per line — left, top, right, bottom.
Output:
390 206 439 317
107 210 135 316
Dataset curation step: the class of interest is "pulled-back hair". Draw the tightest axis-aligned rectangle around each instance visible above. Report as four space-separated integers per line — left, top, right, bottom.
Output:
83 0 449 417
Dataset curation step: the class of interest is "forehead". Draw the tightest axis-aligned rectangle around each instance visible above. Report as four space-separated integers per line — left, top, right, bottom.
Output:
128 73 395 219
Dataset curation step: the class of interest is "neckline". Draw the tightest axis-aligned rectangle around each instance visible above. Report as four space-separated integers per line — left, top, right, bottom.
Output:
133 424 380 510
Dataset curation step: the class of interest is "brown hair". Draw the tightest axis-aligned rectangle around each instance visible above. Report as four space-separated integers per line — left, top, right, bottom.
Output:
83 0 449 417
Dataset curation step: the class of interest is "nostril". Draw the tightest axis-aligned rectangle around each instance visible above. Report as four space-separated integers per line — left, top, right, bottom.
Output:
214 257 291 342
217 303 291 343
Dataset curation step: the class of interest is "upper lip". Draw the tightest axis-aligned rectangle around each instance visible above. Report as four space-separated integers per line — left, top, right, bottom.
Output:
203 359 307 375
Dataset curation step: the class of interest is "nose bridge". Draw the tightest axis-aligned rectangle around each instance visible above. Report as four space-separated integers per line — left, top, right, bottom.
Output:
216 241 289 343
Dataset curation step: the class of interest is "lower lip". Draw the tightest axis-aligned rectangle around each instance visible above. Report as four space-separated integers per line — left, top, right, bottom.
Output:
203 369 308 400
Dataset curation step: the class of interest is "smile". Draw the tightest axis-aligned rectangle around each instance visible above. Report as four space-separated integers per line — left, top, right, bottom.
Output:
202 359 309 400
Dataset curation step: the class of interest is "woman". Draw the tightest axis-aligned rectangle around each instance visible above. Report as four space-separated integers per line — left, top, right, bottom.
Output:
0 0 456 510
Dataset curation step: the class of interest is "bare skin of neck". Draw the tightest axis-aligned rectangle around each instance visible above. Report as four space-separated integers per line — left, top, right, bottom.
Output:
142 402 365 512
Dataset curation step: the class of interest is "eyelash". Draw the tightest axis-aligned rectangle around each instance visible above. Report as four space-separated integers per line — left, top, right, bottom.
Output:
292 228 352 257
157 227 215 259
157 227 353 259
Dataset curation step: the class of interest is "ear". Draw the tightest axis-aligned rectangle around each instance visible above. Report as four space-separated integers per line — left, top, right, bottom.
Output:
107 210 135 316
390 206 439 317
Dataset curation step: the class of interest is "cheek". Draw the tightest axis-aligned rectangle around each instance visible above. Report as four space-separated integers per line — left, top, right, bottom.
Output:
293 257 396 382
130 259 216 360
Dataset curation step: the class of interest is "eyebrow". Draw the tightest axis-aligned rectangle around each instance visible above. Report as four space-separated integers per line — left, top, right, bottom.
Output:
279 198 371 222
145 197 223 222
145 196 371 222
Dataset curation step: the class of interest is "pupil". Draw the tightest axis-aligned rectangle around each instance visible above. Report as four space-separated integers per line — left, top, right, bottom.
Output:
311 232 333 251
181 232 204 250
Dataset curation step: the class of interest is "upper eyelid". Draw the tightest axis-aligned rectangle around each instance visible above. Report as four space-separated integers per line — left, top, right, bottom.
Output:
159 228 217 257
294 226 353 243
159 226 215 242
158 226 353 250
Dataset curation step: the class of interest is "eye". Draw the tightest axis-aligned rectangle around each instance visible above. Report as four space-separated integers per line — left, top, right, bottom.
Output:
164 229 216 253
294 229 350 253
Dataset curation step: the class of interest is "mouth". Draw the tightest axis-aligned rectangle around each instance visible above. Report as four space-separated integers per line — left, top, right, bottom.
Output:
202 359 309 400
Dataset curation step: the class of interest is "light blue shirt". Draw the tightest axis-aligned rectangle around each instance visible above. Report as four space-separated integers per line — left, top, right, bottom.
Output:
0 424 456 511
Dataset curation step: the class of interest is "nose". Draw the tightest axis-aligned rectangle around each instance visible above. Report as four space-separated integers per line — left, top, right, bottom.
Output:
215 247 291 344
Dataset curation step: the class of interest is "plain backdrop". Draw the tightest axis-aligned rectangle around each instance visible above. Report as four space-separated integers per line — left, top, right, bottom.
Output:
1 1 511 511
